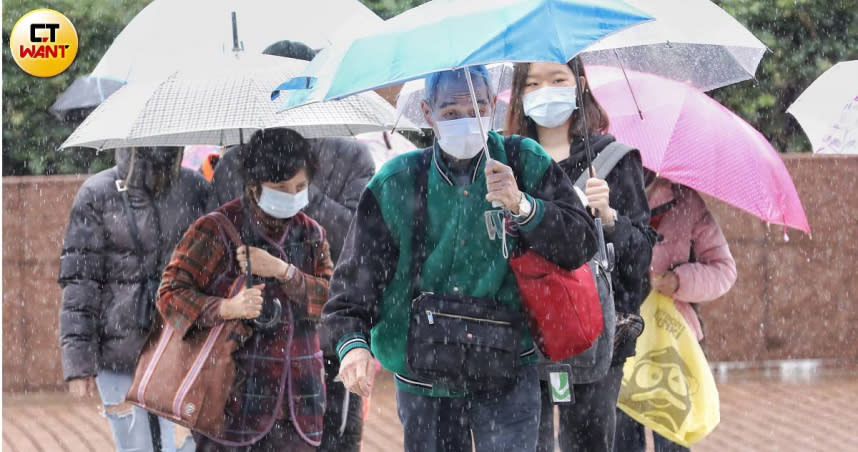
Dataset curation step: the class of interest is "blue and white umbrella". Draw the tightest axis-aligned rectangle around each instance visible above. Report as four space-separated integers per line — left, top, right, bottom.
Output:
273 0 652 109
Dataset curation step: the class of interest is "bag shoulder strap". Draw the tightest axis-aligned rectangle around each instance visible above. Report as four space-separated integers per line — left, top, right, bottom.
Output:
116 179 165 274
650 199 678 218
206 210 257 292
206 211 243 247
116 180 146 259
573 141 636 190
409 148 435 296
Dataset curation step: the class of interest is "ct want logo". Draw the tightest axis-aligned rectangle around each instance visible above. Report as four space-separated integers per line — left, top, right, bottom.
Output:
9 9 78 77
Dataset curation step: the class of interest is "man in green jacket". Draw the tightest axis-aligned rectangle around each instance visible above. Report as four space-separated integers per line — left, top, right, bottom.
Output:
322 65 598 452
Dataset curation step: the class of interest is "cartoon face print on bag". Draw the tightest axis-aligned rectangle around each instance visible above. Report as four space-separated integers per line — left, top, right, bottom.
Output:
623 347 700 432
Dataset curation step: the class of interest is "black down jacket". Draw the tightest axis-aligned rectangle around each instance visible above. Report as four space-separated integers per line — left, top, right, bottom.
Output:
58 148 210 380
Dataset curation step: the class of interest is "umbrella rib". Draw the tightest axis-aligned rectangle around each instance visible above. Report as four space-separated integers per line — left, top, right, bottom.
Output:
614 49 644 120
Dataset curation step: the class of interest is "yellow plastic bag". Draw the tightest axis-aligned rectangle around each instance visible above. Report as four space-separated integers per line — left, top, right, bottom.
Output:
617 292 720 447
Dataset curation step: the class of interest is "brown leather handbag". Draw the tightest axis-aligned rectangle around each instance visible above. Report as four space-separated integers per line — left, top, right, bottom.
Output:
126 212 250 438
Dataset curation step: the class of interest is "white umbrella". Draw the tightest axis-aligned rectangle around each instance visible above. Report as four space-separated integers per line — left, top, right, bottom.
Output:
91 0 381 84
355 131 419 170
581 0 766 91
50 0 382 118
61 53 414 150
787 60 858 154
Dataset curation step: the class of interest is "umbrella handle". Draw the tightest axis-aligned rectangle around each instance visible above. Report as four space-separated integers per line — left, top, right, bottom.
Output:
464 69 504 210
464 69 492 165
253 298 282 330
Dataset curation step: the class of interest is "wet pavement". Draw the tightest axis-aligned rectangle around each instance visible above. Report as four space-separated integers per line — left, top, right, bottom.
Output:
4 361 856 451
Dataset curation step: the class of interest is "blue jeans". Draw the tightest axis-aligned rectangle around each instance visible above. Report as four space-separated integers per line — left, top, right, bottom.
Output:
96 371 195 452
396 365 541 452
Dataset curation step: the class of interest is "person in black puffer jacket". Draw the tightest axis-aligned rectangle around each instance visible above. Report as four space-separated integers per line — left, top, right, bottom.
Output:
506 58 657 452
59 147 209 452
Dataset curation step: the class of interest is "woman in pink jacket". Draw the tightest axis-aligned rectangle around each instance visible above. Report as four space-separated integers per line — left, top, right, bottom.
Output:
615 175 737 452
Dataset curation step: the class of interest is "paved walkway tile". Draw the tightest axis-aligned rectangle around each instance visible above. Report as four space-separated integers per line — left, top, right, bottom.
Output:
5 370 857 451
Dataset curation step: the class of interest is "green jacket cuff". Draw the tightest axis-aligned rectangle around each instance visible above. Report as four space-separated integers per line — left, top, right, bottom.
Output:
515 194 545 232
336 332 370 362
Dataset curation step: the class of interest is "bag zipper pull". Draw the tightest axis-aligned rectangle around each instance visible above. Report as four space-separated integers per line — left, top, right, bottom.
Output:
426 310 435 325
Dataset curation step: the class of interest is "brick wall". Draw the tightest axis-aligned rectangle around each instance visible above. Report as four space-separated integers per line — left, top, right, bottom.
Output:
3 175 87 392
2 155 857 392
700 154 858 362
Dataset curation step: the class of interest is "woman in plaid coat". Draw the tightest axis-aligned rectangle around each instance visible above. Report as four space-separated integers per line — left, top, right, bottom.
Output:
159 129 332 451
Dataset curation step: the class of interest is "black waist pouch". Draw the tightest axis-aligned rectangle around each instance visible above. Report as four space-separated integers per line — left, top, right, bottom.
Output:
406 292 522 393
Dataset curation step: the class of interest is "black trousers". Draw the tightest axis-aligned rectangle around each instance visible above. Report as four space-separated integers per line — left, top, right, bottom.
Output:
537 365 624 452
614 409 690 452
319 355 364 452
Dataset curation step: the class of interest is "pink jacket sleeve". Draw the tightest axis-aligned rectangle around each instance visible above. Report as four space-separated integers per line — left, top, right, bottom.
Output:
673 210 737 303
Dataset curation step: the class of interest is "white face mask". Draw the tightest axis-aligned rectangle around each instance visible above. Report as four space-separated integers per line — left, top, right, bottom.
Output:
522 86 578 128
257 185 309 219
434 116 492 160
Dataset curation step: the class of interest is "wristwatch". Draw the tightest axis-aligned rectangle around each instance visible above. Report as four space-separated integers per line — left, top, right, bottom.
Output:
514 193 533 220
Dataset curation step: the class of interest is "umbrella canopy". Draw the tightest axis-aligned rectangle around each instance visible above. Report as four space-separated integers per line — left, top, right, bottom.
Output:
581 0 767 92
92 0 380 83
50 0 381 117
49 76 125 121
395 63 513 129
394 0 765 123
585 66 810 234
275 0 652 109
787 60 858 154
355 131 420 170
61 54 414 150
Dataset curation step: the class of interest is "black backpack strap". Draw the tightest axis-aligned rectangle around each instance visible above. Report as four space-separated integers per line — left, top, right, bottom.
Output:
573 141 637 189
116 180 152 269
116 179 162 330
117 180 164 275
650 199 678 218
409 148 435 297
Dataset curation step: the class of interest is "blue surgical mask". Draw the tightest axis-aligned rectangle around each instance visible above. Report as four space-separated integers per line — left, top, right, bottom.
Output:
257 186 309 219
